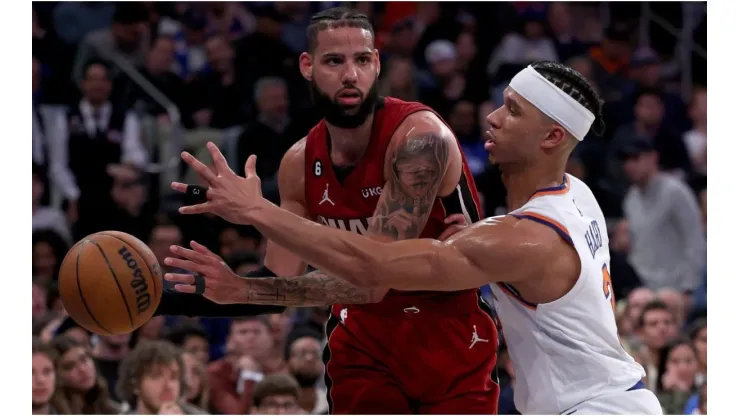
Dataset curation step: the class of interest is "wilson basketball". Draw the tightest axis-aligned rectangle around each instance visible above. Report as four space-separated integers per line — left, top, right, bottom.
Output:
58 231 163 335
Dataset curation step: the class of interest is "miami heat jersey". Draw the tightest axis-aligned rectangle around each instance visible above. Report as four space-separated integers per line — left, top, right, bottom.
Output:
303 97 481 299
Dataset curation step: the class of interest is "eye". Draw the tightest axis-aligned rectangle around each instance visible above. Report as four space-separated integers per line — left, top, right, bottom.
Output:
326 58 342 66
508 106 517 116
357 56 371 64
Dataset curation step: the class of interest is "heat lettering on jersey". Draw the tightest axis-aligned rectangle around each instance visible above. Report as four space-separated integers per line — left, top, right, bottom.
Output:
584 219 603 259
317 216 373 235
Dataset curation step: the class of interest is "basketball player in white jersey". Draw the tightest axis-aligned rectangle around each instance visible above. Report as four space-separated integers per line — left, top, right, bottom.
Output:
165 61 662 414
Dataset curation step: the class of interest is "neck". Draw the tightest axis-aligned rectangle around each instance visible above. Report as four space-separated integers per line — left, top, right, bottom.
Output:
648 347 660 367
326 115 374 166
32 403 50 415
85 99 106 110
93 343 128 360
635 121 659 136
501 160 566 210
135 400 155 415
297 387 317 412
695 122 707 135
636 170 657 190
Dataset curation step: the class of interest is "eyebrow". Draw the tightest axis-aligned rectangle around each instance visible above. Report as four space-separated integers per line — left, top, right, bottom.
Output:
321 51 373 59
504 95 522 111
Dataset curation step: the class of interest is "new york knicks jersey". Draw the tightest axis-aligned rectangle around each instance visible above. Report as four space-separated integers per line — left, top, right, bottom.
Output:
490 174 646 414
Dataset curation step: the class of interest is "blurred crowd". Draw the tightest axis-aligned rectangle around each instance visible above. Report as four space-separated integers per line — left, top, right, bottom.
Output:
31 2 707 415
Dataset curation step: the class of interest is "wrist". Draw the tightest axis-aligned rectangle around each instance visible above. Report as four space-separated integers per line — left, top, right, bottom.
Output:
247 198 275 226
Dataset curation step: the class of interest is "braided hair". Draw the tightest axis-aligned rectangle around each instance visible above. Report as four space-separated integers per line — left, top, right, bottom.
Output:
530 61 606 136
306 7 374 53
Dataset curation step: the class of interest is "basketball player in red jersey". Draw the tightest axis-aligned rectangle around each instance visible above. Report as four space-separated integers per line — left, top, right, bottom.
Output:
162 7 498 415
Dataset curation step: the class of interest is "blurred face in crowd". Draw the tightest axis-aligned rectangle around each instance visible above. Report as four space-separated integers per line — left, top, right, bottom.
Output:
268 310 294 347
59 327 92 347
657 289 685 332
32 282 47 319
693 326 707 370
627 287 655 326
150 225 183 266
548 3 572 36
666 343 698 385
566 58 593 85
689 88 707 127
288 337 323 388
113 22 146 49
33 241 57 282
631 63 661 87
456 32 477 65
138 361 181 412
449 100 477 139
622 151 658 185
182 352 204 402
32 352 56 406
390 25 416 56
257 82 290 122
205 35 234 73
254 393 301 415
301 26 380 129
523 20 546 40
147 37 175 75
219 228 259 259
58 346 97 392
182 334 210 365
640 308 676 350
230 320 274 361
485 88 563 167
610 218 631 253
386 57 413 90
82 64 112 106
634 93 664 127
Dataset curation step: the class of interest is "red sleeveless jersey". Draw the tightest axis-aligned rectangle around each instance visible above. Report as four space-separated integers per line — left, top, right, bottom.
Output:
304 97 482 303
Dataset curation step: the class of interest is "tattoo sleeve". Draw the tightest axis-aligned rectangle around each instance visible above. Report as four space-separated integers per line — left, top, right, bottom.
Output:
368 133 450 240
243 270 379 307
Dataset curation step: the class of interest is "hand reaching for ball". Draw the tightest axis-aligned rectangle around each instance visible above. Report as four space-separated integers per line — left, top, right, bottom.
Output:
164 241 248 304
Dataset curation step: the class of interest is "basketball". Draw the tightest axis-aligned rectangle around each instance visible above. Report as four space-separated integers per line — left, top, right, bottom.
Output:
58 231 163 335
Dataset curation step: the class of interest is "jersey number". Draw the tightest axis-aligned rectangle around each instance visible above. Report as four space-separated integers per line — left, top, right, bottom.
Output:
602 264 616 314
314 160 323 177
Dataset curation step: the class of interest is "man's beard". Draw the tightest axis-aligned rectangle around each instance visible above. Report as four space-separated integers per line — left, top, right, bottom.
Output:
292 371 321 388
309 79 380 129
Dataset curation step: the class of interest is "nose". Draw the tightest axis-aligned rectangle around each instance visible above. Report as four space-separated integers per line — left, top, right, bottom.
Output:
341 63 359 85
487 107 503 130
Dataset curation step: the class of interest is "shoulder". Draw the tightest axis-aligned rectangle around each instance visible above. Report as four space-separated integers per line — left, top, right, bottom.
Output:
389 110 459 158
277 138 307 201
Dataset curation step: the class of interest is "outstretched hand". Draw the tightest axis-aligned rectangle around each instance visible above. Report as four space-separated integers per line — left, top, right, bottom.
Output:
164 240 248 304
171 142 263 224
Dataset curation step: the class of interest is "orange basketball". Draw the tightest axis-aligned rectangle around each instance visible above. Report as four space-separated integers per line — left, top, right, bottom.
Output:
58 231 163 335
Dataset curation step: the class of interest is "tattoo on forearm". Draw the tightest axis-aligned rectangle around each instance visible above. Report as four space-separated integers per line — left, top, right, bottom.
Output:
369 133 449 240
244 270 379 307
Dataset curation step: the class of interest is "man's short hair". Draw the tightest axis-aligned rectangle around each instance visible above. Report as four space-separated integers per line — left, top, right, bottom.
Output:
116 340 186 404
252 374 300 407
163 321 209 347
232 315 272 330
638 299 673 328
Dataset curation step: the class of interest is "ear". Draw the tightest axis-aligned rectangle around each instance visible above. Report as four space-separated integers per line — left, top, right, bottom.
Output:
541 125 568 150
299 52 313 81
373 49 381 78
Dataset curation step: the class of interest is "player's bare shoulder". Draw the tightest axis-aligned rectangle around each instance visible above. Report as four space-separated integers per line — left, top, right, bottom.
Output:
385 110 463 196
277 138 307 203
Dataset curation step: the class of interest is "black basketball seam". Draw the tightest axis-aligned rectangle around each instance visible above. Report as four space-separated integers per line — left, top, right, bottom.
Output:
75 240 114 335
102 233 160 303
88 239 135 329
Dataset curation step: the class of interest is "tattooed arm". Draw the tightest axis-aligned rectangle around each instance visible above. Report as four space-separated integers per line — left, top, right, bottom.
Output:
241 270 380 306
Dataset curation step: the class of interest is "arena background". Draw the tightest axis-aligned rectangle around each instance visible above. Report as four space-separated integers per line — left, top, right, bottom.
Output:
31 2 707 414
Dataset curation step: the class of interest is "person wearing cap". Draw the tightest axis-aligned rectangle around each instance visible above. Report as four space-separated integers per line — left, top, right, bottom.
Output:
587 24 632 102
619 138 706 294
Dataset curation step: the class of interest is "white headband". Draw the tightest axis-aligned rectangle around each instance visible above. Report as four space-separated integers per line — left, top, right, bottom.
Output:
509 66 595 141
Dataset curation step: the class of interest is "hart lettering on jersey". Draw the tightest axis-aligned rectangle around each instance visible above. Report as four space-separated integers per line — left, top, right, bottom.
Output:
361 186 383 199
584 219 603 259
317 216 373 235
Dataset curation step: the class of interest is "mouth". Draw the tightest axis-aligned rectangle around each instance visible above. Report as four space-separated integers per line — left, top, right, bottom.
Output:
337 89 362 106
483 130 496 152
32 388 49 397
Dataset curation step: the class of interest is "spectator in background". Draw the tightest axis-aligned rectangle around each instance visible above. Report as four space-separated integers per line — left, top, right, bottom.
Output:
620 139 705 292
455 31 489 104
33 164 72 244
51 336 122 414
657 288 688 332
158 7 209 81
182 350 211 412
92 334 132 402
32 229 69 285
688 319 707 385
587 24 632 102
656 339 700 414
382 19 418 60
116 340 207 414
165 321 212 366
107 164 155 241
486 10 558 81
250 374 303 415
419 39 465 115
33 338 71 415
148 217 184 274
547 3 590 62
189 34 249 129
606 219 642 301
74 4 150 83
63 60 148 239
218 224 262 261
52 317 92 348
52 2 116 46
378 56 419 102
683 87 707 176
133 36 187 118
285 329 327 414
205 2 256 42
33 280 49 322
637 300 679 393
448 100 487 177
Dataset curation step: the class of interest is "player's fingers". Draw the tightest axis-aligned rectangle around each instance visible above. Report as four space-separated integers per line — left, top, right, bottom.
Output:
244 155 258 178
179 202 214 215
444 213 468 225
190 240 220 260
182 151 218 185
163 256 206 274
163 273 195 285
171 182 188 193
173 284 196 294
207 142 232 175
169 245 212 264
439 225 465 241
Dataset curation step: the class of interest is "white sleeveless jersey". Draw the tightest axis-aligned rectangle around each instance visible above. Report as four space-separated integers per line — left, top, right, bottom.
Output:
490 174 645 414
